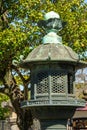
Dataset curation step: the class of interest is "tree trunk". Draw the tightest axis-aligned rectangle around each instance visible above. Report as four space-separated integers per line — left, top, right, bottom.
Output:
2 69 33 130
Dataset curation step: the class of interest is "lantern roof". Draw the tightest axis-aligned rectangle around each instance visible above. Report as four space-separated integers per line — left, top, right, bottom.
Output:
19 43 87 69
19 11 87 69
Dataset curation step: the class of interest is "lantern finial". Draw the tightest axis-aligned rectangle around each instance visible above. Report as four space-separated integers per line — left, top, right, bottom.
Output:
38 11 65 44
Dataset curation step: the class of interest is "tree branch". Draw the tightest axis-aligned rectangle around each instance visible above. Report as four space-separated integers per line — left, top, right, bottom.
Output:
12 65 30 86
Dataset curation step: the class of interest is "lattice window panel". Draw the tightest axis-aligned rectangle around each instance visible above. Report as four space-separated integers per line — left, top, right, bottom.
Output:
37 72 49 94
51 72 67 94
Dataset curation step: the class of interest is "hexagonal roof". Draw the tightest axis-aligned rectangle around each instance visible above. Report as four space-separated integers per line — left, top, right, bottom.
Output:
25 44 78 61
19 43 87 69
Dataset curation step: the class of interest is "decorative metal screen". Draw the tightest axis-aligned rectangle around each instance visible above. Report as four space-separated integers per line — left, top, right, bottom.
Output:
51 72 67 94
37 72 49 94
36 71 67 95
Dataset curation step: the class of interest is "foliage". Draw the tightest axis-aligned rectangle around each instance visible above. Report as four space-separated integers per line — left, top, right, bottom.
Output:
0 0 87 73
75 83 87 99
0 93 9 120
0 0 87 129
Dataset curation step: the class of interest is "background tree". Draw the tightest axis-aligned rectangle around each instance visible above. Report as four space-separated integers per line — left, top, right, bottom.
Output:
0 0 87 130
0 94 9 120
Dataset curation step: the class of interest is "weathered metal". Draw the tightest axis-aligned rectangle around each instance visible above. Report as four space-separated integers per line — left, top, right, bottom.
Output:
19 11 87 130
20 42 87 70
20 44 78 66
